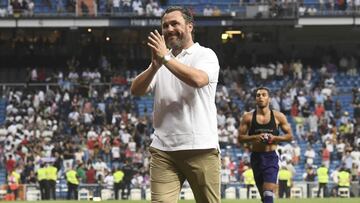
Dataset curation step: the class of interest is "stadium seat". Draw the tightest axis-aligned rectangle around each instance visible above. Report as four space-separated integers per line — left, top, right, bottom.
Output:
311 187 322 198
179 187 194 200
0 189 6 200
26 189 41 201
78 188 90 200
290 187 303 198
184 188 195 200
4 194 15 201
225 186 236 199
250 187 260 199
145 188 151 200
238 187 247 199
101 189 114 200
130 188 142 200
338 188 350 198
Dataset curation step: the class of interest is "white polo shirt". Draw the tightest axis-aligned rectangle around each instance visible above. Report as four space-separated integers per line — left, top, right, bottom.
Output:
149 43 220 151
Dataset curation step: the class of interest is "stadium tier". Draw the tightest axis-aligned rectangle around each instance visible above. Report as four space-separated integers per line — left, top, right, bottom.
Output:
0 0 359 17
0 63 359 200
0 0 359 201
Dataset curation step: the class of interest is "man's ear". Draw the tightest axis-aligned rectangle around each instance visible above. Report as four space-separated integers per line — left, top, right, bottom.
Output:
188 23 193 31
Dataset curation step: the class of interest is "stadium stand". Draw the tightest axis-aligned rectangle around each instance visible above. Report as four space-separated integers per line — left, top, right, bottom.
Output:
0 0 360 201
0 99 6 125
1 55 359 200
0 0 359 17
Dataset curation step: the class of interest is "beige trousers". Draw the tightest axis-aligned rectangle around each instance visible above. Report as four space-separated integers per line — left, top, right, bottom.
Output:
149 147 221 203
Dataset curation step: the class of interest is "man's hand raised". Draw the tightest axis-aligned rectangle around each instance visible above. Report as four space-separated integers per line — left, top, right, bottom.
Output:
147 30 169 60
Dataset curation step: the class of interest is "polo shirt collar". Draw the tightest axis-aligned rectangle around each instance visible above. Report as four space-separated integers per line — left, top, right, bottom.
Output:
170 42 199 57
183 42 199 55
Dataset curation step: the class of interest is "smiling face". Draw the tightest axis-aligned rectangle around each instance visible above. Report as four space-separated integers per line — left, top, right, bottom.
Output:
256 89 270 109
161 10 193 51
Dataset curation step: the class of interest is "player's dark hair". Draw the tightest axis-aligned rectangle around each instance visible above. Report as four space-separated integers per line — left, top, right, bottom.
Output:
161 6 195 39
254 87 271 98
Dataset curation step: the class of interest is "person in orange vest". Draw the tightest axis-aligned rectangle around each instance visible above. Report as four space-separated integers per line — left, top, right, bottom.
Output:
7 168 20 200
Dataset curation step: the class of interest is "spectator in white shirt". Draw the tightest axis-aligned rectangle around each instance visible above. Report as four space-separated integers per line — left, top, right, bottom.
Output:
121 0 132 12
298 4 306 16
120 129 131 144
132 0 143 15
92 69 101 83
103 169 114 189
112 0 120 13
82 68 91 83
31 67 38 82
356 0 360 11
68 108 80 124
153 4 163 17
93 158 109 180
68 70 79 83
83 112 94 125
304 145 315 167
75 147 84 164
308 112 318 133
145 1 153 16
203 5 213 16
111 145 121 161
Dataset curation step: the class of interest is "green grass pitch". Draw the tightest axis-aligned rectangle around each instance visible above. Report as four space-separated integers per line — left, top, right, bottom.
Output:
11 198 360 203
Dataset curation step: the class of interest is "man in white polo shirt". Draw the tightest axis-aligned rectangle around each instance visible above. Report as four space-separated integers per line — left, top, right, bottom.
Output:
131 6 220 203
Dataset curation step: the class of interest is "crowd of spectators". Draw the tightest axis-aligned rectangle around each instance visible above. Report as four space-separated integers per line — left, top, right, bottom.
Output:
0 0 166 17
0 1 359 200
0 0 35 17
1 0 360 18
299 0 360 17
0 18 359 198
110 0 164 16
217 54 360 188
0 49 360 197
0 71 152 191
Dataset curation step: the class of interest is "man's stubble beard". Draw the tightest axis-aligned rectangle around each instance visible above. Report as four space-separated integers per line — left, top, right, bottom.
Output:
167 36 185 51
166 28 190 51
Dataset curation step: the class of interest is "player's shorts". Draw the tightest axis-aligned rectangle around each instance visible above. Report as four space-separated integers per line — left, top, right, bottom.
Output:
250 151 279 184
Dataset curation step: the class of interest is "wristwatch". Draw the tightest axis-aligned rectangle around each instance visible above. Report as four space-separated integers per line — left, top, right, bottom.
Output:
162 54 171 64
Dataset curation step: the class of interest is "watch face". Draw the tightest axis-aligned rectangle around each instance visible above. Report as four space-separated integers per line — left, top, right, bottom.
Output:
164 55 171 61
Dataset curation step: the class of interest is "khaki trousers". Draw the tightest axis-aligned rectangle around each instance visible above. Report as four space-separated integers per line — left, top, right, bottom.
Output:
149 147 221 203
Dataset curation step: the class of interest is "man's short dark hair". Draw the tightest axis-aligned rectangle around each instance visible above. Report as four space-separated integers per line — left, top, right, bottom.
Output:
161 6 195 39
162 6 194 24
254 87 271 98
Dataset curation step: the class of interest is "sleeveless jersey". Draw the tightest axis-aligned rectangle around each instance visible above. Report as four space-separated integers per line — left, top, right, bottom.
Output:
248 109 279 136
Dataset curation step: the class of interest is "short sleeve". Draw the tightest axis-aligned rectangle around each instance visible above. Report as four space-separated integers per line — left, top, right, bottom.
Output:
191 48 220 83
